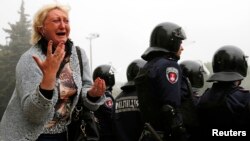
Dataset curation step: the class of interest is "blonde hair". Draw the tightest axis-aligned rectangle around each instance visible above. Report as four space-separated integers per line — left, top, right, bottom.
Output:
30 3 70 45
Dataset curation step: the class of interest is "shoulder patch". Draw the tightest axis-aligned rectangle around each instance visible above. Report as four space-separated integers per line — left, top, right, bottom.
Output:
105 97 113 108
166 67 178 84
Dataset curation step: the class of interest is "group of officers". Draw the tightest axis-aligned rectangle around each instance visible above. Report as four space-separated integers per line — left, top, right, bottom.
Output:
92 22 250 141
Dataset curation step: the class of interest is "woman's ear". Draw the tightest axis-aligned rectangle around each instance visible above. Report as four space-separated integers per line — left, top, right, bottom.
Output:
37 26 44 36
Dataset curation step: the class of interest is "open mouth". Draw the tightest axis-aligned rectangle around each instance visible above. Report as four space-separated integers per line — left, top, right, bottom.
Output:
56 32 66 36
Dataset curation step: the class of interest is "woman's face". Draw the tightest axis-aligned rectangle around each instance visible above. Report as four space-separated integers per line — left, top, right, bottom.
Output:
41 9 70 46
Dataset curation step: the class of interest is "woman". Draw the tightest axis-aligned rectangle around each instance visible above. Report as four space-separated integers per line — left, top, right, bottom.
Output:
0 3 106 141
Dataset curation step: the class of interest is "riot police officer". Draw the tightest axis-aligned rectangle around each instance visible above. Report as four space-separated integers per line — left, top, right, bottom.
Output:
179 60 209 141
196 45 250 140
93 64 116 141
113 59 146 141
135 22 188 141
179 60 209 104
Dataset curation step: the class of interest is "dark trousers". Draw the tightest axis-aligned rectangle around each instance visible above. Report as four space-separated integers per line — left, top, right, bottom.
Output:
36 132 67 141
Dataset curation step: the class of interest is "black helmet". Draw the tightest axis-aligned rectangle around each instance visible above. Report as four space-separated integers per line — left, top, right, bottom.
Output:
124 59 146 87
93 64 115 90
207 45 248 82
142 22 186 61
127 59 147 81
179 60 209 90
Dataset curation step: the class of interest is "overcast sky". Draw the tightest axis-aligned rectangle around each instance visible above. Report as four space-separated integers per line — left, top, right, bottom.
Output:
0 0 250 82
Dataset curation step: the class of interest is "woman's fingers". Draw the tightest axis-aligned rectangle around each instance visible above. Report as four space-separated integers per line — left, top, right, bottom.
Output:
95 78 106 96
53 42 65 61
47 40 53 57
32 41 66 75
88 77 106 97
100 79 106 92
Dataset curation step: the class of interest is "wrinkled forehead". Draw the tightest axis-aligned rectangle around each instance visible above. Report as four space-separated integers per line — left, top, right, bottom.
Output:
46 8 68 19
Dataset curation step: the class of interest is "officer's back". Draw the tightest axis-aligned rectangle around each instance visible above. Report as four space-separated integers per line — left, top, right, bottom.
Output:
196 45 250 140
113 59 146 141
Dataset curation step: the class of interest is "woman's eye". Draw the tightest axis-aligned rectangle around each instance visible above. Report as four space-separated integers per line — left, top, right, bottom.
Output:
52 19 69 24
52 19 61 23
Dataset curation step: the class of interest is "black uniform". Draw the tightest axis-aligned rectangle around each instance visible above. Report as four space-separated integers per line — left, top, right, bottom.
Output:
136 56 189 141
135 22 188 141
112 59 146 141
179 60 209 140
180 76 199 139
196 45 250 140
92 64 116 141
113 82 144 141
94 91 115 141
197 83 250 137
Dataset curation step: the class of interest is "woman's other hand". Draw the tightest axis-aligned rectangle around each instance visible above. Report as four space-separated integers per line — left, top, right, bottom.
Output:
88 77 106 97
